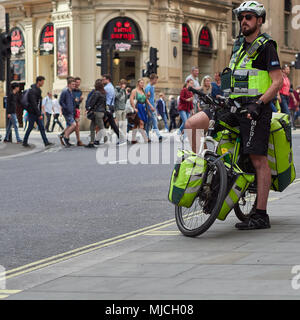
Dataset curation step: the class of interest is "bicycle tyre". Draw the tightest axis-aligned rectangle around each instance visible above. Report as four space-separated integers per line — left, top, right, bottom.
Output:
234 190 257 222
175 153 228 237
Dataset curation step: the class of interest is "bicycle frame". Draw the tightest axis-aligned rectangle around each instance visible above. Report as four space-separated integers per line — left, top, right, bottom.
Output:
195 112 256 222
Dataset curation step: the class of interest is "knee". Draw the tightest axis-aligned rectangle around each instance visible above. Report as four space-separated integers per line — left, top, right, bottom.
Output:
185 118 192 130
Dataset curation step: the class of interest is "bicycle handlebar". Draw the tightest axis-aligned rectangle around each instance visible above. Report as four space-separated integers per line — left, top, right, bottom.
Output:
187 87 249 116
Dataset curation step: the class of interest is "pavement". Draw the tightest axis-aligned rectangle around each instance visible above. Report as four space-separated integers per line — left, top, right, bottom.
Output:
1 127 300 300
1 177 300 300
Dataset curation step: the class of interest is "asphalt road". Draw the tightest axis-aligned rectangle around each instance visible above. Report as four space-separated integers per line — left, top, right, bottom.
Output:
0 134 178 270
1 132 300 271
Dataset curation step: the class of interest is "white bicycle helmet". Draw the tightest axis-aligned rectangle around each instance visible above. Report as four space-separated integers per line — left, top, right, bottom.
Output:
234 1 266 23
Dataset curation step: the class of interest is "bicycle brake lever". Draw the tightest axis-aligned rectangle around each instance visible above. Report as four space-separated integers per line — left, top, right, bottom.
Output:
230 106 237 113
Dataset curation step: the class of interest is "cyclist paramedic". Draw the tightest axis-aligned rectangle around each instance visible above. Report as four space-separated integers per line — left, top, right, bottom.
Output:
185 1 283 230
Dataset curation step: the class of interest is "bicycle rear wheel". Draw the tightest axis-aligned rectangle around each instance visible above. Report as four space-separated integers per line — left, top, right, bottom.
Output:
175 153 227 237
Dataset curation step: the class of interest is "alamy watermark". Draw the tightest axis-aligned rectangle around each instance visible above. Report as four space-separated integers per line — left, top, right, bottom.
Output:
292 6 300 30
0 265 6 290
95 128 206 166
291 265 300 290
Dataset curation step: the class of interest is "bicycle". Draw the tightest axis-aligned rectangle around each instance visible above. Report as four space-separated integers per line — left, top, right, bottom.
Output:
174 90 259 237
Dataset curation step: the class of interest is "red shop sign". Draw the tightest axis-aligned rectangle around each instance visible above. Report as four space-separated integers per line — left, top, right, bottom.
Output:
182 24 192 46
11 27 25 55
103 17 140 42
199 27 212 48
40 23 54 54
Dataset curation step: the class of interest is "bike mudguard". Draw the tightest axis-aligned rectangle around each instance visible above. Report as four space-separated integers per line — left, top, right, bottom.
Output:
268 113 296 192
168 150 207 208
217 165 255 221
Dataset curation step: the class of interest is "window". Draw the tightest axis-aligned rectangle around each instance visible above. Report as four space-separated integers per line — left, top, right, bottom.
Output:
284 13 290 46
284 0 292 47
285 0 292 12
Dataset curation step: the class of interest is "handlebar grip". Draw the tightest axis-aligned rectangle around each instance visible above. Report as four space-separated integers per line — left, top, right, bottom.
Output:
187 87 206 97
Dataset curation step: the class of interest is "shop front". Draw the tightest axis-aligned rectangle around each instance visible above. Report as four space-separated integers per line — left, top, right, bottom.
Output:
101 17 142 87
38 23 54 95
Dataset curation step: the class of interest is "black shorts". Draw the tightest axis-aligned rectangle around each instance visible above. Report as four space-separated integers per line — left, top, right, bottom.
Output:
213 104 272 156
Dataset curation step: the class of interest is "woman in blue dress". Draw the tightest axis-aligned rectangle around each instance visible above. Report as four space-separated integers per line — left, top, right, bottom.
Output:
129 79 155 144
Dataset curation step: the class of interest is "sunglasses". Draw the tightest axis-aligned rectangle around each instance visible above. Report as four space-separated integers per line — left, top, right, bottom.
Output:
238 14 256 22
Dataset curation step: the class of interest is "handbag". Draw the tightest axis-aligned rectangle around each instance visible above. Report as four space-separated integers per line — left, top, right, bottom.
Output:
125 98 134 114
126 111 140 125
86 108 95 120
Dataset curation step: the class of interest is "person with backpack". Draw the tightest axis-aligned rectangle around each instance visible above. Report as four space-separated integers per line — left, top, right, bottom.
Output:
22 76 54 148
3 82 22 144
101 74 126 146
85 79 108 148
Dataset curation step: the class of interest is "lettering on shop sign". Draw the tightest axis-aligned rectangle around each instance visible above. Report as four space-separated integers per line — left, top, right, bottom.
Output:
199 26 212 48
111 21 135 40
11 27 25 55
40 23 54 54
103 17 140 43
182 24 192 46
115 42 131 51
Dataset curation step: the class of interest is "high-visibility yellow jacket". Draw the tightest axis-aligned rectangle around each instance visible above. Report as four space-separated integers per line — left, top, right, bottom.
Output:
229 33 277 100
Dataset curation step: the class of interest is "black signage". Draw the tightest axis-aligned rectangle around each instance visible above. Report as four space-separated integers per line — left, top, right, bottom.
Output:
102 17 140 43
39 23 54 55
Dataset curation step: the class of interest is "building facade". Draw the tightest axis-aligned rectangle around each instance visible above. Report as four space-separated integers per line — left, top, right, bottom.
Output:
1 0 300 129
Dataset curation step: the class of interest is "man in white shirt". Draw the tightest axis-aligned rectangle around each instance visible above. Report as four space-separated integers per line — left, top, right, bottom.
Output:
185 66 201 113
42 92 53 132
51 94 64 132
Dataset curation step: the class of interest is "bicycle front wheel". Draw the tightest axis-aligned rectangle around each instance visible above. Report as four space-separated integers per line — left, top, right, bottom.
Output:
175 154 227 237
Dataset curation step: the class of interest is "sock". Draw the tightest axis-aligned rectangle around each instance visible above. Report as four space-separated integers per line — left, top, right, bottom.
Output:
255 209 267 216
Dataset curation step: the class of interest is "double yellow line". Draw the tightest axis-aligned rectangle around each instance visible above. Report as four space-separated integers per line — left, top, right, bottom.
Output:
5 218 176 280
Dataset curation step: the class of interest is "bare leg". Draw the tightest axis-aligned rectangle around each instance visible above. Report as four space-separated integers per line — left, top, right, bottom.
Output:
64 123 76 139
139 120 149 142
75 119 81 142
250 154 271 211
185 111 210 153
132 126 138 142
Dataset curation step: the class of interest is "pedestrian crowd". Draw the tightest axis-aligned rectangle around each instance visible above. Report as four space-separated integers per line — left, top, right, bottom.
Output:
2 63 299 148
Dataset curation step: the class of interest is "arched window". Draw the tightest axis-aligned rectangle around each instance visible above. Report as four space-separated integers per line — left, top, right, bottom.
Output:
182 23 193 48
39 23 54 55
199 26 213 51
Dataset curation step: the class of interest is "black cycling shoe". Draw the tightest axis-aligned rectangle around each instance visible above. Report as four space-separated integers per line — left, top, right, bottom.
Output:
235 213 270 230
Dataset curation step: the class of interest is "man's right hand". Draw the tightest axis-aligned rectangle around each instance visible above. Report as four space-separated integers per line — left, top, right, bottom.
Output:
7 114 11 118
39 115 43 120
